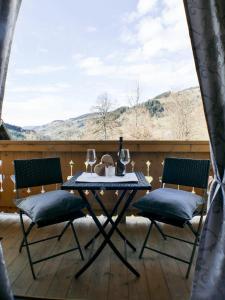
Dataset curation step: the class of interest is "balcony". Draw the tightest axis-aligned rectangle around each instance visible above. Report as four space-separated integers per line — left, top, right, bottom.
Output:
0 140 210 300
0 140 210 212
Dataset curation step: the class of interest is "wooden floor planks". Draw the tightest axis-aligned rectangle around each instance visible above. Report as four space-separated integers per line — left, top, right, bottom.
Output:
0 213 197 300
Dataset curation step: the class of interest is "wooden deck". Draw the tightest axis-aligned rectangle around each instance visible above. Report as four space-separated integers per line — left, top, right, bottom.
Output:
0 213 198 300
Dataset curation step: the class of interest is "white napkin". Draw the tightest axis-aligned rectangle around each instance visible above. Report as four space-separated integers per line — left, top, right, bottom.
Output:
76 172 138 183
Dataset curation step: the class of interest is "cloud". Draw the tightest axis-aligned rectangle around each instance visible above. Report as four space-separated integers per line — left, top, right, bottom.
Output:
121 0 190 59
122 0 158 24
120 27 137 45
114 0 197 92
7 83 71 93
75 54 197 89
72 53 84 61
75 0 196 88
86 26 97 33
77 56 117 76
137 0 157 15
3 95 74 126
73 0 198 101
38 48 48 53
15 65 67 75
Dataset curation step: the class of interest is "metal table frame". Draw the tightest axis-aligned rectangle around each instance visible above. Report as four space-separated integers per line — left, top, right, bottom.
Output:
62 171 151 278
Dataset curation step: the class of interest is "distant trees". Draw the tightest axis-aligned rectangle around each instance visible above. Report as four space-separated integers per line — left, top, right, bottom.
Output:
128 81 152 139
123 106 154 139
129 81 141 131
145 99 164 117
92 92 115 140
166 92 197 140
83 87 207 141
8 86 208 141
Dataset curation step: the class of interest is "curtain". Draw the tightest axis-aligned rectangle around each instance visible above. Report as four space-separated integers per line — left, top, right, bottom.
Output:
0 2 21 299
0 243 13 300
0 0 22 138
183 1 225 299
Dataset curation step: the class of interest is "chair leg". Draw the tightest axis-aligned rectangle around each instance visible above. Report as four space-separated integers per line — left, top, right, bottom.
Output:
70 222 84 260
57 222 70 241
187 222 200 243
153 221 167 240
185 234 199 278
19 211 36 280
19 222 34 253
186 211 204 278
139 221 153 259
187 221 198 237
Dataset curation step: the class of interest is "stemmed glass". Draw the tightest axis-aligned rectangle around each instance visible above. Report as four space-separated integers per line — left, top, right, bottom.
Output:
86 149 97 175
119 149 130 174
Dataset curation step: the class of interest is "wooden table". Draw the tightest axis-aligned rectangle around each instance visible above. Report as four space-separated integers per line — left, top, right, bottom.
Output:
61 171 151 278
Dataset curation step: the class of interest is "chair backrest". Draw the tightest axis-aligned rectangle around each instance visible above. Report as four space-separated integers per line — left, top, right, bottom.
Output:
14 157 63 189
162 157 210 189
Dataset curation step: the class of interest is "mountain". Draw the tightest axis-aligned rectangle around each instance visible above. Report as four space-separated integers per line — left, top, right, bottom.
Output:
5 86 208 140
5 123 38 140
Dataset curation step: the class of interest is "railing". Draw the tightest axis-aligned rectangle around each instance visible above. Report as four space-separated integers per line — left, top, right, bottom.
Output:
0 141 210 212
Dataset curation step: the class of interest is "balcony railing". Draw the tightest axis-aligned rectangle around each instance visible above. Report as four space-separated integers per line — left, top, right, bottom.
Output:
0 140 210 212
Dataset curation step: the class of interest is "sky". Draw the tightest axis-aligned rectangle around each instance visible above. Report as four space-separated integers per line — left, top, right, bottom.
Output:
3 0 199 127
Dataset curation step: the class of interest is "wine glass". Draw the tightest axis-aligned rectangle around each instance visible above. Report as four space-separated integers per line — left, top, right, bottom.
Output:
119 149 130 174
86 149 97 175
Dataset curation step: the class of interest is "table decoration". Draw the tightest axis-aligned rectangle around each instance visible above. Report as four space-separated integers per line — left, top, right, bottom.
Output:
76 172 138 183
94 154 114 176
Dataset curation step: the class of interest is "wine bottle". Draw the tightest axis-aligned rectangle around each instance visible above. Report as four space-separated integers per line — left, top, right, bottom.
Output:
116 137 125 176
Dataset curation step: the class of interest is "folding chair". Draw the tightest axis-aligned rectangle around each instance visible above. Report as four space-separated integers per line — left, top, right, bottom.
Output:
133 157 210 278
14 157 86 279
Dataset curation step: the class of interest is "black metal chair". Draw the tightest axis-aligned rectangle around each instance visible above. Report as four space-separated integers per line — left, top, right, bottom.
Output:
133 157 210 278
14 157 86 279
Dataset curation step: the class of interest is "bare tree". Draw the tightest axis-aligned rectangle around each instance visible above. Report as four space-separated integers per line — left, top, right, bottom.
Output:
129 81 140 128
166 92 197 140
92 93 114 140
122 105 154 139
128 81 146 138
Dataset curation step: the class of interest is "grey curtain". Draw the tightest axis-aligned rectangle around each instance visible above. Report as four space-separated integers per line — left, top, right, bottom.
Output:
183 1 225 299
0 3 21 299
0 0 22 138
0 243 13 300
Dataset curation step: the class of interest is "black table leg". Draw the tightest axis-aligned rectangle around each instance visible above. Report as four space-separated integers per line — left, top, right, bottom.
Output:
76 190 139 279
84 190 126 249
90 190 136 252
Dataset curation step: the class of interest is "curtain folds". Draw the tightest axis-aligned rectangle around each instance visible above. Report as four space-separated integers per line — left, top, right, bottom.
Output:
183 1 225 299
0 0 22 119
0 2 21 298
0 243 13 300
